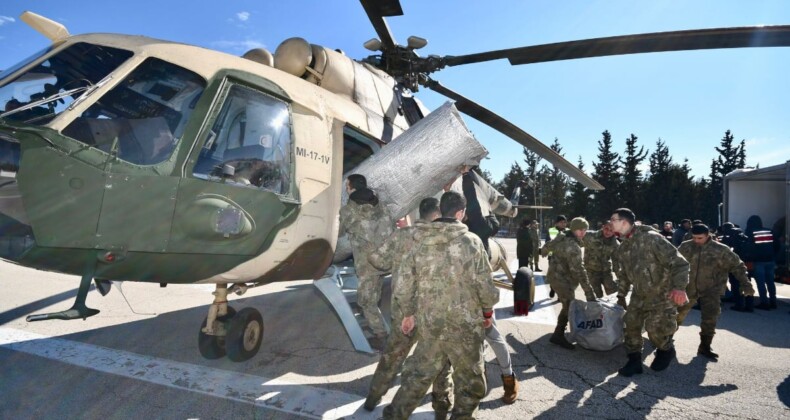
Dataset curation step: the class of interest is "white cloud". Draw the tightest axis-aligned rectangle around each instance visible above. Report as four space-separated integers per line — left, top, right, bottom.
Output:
0 16 16 26
236 11 250 22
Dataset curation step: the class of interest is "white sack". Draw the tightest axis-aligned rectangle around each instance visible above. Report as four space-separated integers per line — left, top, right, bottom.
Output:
569 298 625 351
333 101 488 262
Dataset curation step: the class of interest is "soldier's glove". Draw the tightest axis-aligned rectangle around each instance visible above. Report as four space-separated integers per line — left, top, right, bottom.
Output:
617 296 628 309
586 295 597 302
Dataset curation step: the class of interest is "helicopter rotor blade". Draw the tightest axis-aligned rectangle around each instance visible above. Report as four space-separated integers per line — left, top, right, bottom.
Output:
359 0 403 50
444 25 790 67
423 79 604 191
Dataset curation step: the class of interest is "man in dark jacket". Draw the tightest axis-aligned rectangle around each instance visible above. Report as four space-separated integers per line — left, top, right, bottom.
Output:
718 222 754 312
516 218 534 269
744 215 780 310
672 219 691 247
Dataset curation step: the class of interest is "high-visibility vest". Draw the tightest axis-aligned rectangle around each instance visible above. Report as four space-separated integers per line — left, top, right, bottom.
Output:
548 227 560 240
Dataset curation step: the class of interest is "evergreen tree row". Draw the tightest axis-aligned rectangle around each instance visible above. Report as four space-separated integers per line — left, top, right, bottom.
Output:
489 130 747 231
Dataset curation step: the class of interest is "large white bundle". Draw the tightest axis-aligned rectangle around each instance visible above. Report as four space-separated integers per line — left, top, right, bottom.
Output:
351 101 487 220
569 298 625 351
333 102 488 262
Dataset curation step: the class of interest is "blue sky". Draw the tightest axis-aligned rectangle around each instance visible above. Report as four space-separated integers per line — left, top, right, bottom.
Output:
1 0 788 183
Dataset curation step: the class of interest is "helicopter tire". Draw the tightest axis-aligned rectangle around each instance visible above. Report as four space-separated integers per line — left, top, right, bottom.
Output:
198 306 237 359
226 307 264 362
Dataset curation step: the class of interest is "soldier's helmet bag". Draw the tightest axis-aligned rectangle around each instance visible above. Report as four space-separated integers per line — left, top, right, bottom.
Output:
569 298 625 351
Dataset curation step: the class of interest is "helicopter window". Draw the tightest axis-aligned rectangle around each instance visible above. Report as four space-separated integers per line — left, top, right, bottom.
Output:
343 126 379 174
193 84 292 195
0 43 132 126
62 57 206 165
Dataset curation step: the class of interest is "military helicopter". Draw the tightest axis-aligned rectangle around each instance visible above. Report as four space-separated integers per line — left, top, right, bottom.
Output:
1 1 788 362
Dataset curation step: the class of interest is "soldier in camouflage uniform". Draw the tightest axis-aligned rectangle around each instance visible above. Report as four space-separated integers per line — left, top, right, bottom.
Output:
338 174 394 349
611 208 690 377
383 191 499 420
363 198 453 414
529 220 542 271
583 221 620 298
541 217 597 349
677 224 756 360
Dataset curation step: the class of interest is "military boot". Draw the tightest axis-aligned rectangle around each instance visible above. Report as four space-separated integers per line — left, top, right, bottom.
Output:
697 334 719 360
650 347 676 371
431 391 451 420
363 394 381 411
549 326 575 350
770 297 778 309
618 352 644 377
433 408 449 420
501 373 518 404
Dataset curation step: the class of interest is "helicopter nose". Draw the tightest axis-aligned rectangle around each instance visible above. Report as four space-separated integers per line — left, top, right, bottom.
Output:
0 132 35 261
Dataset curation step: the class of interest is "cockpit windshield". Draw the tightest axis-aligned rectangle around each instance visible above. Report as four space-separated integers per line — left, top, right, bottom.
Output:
62 58 206 165
0 43 133 125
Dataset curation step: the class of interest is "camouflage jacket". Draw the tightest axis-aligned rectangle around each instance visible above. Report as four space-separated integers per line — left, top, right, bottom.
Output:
395 219 499 342
616 225 690 307
528 226 540 250
678 237 755 297
583 230 620 272
544 231 596 300
369 220 427 288
339 199 393 274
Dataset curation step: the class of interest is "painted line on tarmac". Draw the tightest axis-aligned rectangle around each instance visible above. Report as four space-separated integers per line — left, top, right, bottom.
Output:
0 327 432 419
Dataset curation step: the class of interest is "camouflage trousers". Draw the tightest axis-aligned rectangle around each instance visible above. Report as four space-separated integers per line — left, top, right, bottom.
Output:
677 291 721 337
367 303 453 412
532 250 540 270
356 262 388 337
586 269 618 298
550 281 576 331
384 337 486 420
624 302 677 353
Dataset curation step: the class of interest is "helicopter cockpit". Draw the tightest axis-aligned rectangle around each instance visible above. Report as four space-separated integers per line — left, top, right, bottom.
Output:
193 84 292 196
0 42 206 166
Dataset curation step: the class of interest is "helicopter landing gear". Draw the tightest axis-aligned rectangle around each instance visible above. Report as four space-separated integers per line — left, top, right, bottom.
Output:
226 308 263 362
198 306 236 359
198 284 264 362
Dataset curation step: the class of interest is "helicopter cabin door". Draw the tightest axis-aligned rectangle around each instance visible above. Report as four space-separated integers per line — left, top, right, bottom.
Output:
169 79 298 256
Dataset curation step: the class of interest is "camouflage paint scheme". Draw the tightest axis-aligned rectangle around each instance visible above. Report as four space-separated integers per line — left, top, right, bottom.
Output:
583 229 620 298
676 237 755 336
366 220 452 412
338 198 393 336
386 220 498 419
615 225 690 353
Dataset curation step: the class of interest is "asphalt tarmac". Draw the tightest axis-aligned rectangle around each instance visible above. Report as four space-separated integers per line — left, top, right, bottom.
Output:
1 238 789 419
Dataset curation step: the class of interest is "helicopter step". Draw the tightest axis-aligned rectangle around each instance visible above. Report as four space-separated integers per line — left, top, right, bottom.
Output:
26 261 101 321
198 284 263 362
314 264 390 354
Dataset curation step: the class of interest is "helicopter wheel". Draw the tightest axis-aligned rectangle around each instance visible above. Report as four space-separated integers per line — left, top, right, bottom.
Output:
226 307 264 362
198 307 237 359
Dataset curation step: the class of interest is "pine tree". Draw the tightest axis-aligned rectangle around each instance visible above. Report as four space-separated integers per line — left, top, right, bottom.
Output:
645 138 674 223
591 130 621 221
498 162 526 205
620 133 648 216
522 148 541 208
566 157 591 220
709 130 747 222
648 138 672 176
541 138 570 222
